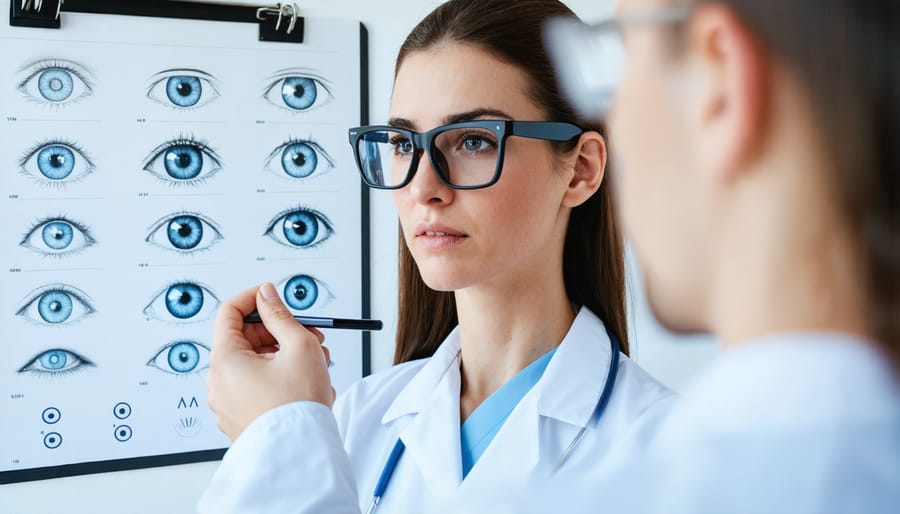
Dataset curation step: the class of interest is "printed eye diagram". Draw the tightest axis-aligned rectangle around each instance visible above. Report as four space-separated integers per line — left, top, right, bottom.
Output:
143 281 220 323
264 138 334 180
264 205 334 249
18 348 95 376
146 212 223 254
147 341 211 375
17 59 94 107
20 139 95 185
276 273 333 311
17 284 95 326
143 136 222 186
21 215 96 257
146 69 221 109
262 69 333 113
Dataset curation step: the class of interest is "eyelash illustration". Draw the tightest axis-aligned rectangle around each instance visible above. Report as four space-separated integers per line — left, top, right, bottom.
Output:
262 69 333 113
146 211 223 254
145 69 221 110
263 137 335 180
20 215 96 257
17 59 94 107
19 139 95 186
143 281 220 323
18 348 95 377
16 284 95 326
147 341 211 376
264 205 334 249
275 273 334 312
142 136 223 186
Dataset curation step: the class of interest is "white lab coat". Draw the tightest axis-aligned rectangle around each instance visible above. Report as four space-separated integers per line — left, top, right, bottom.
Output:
197 307 676 513
525 332 900 514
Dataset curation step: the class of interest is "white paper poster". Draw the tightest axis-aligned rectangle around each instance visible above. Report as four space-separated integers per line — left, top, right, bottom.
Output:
0 2 368 482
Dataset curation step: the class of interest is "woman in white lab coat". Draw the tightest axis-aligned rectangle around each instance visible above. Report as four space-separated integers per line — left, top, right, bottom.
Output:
197 1 674 513
537 0 900 512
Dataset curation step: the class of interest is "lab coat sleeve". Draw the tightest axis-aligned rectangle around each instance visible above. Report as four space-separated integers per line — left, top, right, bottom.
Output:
197 401 361 514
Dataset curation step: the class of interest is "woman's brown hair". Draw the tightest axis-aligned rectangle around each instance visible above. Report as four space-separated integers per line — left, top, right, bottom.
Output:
706 0 899 364
392 0 629 364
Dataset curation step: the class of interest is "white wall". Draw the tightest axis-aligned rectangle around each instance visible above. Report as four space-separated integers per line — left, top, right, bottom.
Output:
0 1 717 512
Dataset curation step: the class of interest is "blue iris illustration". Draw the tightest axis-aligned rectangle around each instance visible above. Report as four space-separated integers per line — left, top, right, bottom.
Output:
167 215 203 250
164 145 203 180
39 350 68 371
281 142 318 178
42 221 74 250
282 210 318 247
167 342 201 373
280 77 317 110
36 145 76 180
283 275 318 310
165 283 204 319
37 290 74 324
166 76 202 108
38 69 74 102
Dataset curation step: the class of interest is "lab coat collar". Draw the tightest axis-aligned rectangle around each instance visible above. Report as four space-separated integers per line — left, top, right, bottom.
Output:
535 307 616 429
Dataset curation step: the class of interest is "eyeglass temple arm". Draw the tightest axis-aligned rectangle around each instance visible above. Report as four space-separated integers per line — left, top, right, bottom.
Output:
510 121 584 142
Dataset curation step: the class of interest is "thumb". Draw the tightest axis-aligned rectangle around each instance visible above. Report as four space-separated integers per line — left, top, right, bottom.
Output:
255 282 320 356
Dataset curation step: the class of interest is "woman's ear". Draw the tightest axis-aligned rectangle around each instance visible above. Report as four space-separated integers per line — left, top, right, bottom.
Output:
561 130 607 208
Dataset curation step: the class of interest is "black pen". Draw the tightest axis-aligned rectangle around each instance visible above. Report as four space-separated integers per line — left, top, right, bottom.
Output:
243 312 383 331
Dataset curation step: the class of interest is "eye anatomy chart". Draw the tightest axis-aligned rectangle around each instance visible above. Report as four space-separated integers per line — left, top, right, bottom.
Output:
0 2 369 483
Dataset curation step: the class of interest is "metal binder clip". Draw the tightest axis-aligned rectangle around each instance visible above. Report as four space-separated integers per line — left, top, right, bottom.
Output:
11 0 63 28
257 2 304 43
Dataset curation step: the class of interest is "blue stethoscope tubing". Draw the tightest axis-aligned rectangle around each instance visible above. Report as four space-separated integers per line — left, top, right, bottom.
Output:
365 327 622 514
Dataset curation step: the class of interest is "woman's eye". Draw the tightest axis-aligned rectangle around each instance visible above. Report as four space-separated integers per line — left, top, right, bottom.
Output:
20 216 96 257
19 139 95 186
16 284 95 326
142 137 223 186
147 341 211 376
145 69 221 109
17 59 94 107
145 211 223 254
264 138 334 180
463 136 492 152
264 206 334 249
275 274 334 312
262 70 332 113
18 348 94 377
143 281 220 323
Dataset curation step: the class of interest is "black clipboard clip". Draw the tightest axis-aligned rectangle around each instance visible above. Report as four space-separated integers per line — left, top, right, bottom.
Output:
257 3 304 43
10 0 63 28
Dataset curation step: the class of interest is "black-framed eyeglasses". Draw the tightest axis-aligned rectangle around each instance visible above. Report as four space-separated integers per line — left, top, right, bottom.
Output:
347 120 583 190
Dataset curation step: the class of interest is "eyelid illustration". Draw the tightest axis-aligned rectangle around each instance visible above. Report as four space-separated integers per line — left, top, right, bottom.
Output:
146 211 223 254
20 215 96 258
16 284 95 326
19 139 95 186
17 59 94 107
263 137 335 180
264 206 335 249
143 281 221 323
262 69 333 113
146 69 221 110
18 348 95 377
147 341 211 376
142 135 223 186
275 273 334 312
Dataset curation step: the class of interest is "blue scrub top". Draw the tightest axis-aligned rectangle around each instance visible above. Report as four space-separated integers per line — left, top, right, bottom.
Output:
460 347 557 478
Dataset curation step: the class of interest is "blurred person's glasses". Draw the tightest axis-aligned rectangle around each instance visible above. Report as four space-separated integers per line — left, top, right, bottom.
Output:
348 120 583 190
544 6 692 119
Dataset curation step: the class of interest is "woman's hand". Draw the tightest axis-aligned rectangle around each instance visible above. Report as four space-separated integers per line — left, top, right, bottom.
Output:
206 282 335 441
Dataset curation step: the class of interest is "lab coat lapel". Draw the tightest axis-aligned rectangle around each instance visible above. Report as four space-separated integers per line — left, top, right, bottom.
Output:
382 329 465 495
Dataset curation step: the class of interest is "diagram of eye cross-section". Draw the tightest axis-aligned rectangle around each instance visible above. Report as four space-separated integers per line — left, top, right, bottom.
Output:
0 5 368 484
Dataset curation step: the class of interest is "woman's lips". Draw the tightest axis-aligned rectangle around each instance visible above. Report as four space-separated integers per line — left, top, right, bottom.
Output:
415 223 467 249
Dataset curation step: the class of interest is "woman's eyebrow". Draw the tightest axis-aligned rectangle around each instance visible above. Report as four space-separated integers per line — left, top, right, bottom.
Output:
386 108 514 131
